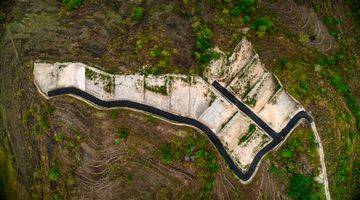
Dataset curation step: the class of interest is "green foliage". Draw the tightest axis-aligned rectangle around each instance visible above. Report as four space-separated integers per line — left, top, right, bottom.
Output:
298 33 309 45
196 25 213 51
248 124 256 134
230 0 256 17
160 143 180 164
54 133 64 143
146 114 160 123
0 13 5 23
238 124 256 144
251 17 273 38
288 174 319 200
53 193 62 200
330 74 360 129
62 0 83 11
49 166 60 182
85 68 96 80
131 6 144 22
119 129 128 139
149 49 161 58
145 84 168 95
109 110 119 119
280 149 293 158
158 134 218 197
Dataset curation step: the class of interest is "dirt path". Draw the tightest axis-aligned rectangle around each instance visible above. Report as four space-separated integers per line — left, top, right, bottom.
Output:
311 122 331 200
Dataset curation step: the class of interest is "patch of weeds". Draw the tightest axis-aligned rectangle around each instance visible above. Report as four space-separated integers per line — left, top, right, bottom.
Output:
144 77 171 95
208 91 217 106
244 97 256 107
49 166 60 182
62 0 83 11
238 124 256 144
85 68 97 80
145 84 167 95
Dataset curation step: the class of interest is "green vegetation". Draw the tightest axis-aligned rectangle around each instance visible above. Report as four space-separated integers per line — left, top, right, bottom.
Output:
158 134 218 198
0 13 5 23
131 6 144 22
251 17 273 38
85 68 96 80
248 124 256 134
109 110 119 119
268 128 323 199
160 143 181 164
119 128 128 139
193 24 219 75
144 77 171 95
62 0 83 11
54 133 64 143
146 114 160 124
298 33 309 45
288 174 320 200
85 68 114 93
238 124 256 144
22 104 54 136
49 166 60 182
144 84 167 95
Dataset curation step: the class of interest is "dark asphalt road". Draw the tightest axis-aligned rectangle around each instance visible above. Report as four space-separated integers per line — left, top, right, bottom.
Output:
47 83 313 182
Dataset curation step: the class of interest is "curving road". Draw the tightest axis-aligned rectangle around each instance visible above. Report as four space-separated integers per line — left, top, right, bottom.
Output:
47 81 313 182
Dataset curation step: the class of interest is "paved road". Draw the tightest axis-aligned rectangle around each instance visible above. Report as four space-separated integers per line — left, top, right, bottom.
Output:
48 83 313 182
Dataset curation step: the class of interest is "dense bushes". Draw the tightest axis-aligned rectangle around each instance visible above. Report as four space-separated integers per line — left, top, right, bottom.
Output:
288 174 320 200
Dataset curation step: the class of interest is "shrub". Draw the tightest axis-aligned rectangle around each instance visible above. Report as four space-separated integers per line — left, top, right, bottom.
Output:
119 129 128 139
49 166 60 182
62 0 83 11
131 6 144 22
110 110 119 119
149 49 161 58
251 17 273 38
248 124 256 134
298 33 309 45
